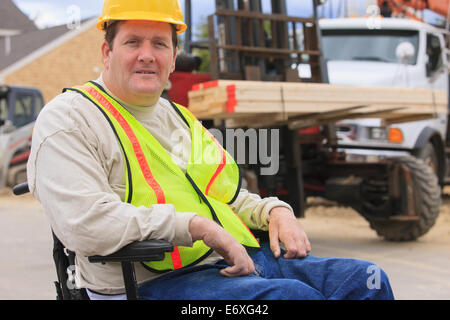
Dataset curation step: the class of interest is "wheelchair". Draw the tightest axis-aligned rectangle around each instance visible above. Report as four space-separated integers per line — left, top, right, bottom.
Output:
13 182 174 300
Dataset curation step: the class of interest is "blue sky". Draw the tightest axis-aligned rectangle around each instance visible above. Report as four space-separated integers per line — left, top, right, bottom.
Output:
11 0 445 31
11 0 314 29
12 0 103 29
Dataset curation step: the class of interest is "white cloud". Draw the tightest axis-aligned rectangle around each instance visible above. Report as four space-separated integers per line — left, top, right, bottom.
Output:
13 0 102 29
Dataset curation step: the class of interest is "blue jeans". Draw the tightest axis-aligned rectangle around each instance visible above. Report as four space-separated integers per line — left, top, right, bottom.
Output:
138 243 394 300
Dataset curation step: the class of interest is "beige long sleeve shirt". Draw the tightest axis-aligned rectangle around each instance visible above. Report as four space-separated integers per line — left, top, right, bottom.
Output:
27 76 292 294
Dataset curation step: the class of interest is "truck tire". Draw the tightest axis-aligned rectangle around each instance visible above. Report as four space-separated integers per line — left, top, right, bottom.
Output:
415 142 438 175
364 156 441 241
413 142 441 184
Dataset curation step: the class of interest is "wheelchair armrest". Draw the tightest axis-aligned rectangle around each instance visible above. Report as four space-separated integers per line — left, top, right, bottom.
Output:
13 182 30 195
88 239 174 264
13 183 173 263
89 240 173 299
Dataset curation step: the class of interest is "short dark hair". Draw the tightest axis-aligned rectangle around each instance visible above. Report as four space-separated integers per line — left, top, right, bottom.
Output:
104 21 178 52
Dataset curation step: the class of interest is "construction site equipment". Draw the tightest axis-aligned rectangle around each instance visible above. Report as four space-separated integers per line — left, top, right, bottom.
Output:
0 85 43 188
170 0 445 241
378 0 449 20
324 3 449 190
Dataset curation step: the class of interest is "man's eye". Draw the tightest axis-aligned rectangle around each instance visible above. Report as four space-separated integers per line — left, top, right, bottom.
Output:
156 41 168 47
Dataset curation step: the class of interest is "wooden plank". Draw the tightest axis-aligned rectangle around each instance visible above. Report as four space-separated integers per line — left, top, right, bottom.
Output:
224 113 286 128
187 80 448 125
382 114 437 125
190 82 448 111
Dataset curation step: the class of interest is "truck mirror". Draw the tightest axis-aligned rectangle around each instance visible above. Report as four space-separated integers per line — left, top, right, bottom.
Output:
395 42 415 64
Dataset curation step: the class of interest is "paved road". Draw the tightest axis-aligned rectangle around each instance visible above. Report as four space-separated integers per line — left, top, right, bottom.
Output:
0 191 55 300
1 189 449 300
302 196 450 300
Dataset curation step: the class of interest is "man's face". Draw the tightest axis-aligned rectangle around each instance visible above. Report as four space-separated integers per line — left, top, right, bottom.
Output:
102 20 177 106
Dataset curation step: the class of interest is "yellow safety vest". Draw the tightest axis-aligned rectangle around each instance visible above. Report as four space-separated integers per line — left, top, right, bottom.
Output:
65 81 259 272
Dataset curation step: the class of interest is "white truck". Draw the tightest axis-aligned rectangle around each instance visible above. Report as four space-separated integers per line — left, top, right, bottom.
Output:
319 17 450 187
0 85 43 188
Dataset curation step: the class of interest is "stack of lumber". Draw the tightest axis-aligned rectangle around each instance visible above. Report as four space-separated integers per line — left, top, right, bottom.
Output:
188 80 448 128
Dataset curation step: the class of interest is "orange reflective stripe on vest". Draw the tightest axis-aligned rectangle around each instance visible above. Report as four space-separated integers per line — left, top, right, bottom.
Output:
204 129 226 197
75 85 187 269
65 81 259 271
76 85 166 204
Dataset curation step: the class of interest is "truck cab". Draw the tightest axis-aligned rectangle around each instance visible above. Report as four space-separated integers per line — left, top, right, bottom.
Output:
0 85 44 188
319 17 449 184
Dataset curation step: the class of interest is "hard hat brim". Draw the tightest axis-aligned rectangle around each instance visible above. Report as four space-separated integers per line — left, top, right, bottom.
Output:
97 11 187 34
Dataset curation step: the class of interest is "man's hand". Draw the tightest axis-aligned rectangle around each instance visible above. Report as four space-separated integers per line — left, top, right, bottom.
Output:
189 216 254 277
268 207 311 259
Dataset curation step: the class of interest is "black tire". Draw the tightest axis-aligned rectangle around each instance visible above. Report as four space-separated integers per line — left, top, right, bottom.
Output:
364 156 441 241
414 142 439 179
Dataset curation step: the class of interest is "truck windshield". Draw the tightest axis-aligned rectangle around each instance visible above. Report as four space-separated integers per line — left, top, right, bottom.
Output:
321 29 419 65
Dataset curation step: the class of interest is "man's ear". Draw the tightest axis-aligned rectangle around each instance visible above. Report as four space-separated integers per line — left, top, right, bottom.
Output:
101 41 111 71
170 48 178 73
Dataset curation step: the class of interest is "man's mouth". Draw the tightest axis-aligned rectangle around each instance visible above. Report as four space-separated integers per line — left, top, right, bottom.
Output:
136 71 156 74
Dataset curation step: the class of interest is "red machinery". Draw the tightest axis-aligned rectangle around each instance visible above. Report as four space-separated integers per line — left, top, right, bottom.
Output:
378 0 449 20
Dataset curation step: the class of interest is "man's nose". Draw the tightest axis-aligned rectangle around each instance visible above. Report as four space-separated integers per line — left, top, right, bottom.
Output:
138 42 155 63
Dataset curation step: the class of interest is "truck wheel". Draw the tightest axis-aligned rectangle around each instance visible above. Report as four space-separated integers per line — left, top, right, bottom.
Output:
414 142 439 178
364 156 441 241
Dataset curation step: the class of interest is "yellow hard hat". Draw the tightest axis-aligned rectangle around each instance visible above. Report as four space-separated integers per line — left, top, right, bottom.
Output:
97 0 187 34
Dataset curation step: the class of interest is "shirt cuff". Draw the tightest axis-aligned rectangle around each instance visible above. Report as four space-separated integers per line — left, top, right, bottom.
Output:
260 201 294 230
172 212 197 247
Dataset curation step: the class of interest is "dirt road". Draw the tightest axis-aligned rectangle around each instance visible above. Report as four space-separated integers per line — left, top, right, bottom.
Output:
1 187 449 300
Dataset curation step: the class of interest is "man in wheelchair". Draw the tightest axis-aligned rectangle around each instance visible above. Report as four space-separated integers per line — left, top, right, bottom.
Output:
25 0 394 300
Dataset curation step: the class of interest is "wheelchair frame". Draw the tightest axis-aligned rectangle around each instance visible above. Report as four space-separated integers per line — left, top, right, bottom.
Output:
13 182 174 300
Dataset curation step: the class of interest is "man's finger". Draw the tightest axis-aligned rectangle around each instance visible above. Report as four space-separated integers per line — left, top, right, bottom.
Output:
269 225 281 258
220 258 254 277
305 236 312 253
282 237 300 259
220 265 242 277
281 235 308 259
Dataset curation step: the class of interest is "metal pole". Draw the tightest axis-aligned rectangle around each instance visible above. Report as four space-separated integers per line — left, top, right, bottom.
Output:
184 0 192 53
313 0 329 84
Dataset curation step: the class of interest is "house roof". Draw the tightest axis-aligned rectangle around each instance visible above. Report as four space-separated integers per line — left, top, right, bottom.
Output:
0 18 98 80
0 0 97 74
0 0 38 32
0 24 71 71
0 0 98 77
0 0 68 72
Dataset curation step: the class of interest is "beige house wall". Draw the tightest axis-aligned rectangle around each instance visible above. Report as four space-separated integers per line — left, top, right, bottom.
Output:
4 25 105 103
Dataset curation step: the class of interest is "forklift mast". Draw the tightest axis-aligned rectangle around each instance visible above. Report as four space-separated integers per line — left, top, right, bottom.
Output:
183 0 329 84
178 0 333 218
